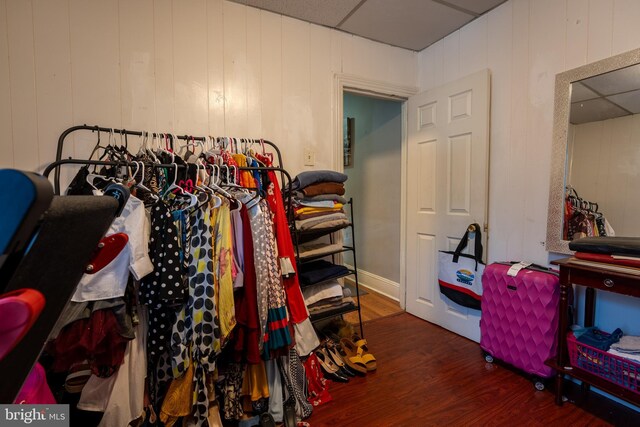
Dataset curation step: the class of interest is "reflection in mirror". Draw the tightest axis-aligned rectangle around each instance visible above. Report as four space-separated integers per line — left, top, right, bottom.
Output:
566 63 640 240
547 48 640 254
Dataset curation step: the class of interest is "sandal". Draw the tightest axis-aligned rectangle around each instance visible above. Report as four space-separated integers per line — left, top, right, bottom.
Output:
341 338 377 372
315 348 349 382
336 339 368 375
324 341 356 377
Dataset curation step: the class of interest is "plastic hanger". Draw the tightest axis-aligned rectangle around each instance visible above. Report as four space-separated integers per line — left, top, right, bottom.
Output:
162 163 198 209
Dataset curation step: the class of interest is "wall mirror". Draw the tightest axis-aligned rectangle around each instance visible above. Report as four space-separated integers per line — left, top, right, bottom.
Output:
547 48 640 254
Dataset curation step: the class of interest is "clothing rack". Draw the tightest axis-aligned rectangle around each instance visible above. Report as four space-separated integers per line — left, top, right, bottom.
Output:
53 124 284 195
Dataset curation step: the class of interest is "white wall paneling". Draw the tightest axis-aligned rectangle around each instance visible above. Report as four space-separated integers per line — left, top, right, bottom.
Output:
206 0 225 136
6 0 39 172
173 0 208 136
587 0 613 63
309 24 333 170
566 0 589 70
153 0 175 131
0 0 417 178
32 0 74 173
259 9 283 147
245 6 262 138
69 0 121 161
485 0 512 259
222 0 248 137
281 16 311 172
612 0 640 56
119 0 156 145
0 0 13 167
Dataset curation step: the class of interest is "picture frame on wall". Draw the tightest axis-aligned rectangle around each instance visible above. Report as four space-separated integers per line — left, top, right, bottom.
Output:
344 117 355 167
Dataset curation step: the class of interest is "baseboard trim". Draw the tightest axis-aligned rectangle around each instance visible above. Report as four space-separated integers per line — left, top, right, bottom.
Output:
344 264 400 301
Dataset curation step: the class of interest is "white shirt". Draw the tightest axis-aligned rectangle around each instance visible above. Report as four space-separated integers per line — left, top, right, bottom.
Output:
71 195 153 302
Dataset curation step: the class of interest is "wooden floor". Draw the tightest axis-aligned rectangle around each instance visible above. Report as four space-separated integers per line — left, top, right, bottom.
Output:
310 312 640 426
342 284 403 324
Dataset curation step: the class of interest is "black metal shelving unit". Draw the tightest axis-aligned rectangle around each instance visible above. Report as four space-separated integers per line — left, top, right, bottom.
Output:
292 198 364 337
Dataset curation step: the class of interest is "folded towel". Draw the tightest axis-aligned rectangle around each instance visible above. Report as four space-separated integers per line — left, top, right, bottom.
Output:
301 182 345 197
296 213 348 231
290 170 348 190
302 218 350 232
298 242 343 259
608 348 640 363
302 280 343 306
611 335 640 353
296 208 345 221
294 192 348 204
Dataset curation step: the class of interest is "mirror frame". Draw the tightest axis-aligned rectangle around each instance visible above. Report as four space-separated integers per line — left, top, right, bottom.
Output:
546 47 640 254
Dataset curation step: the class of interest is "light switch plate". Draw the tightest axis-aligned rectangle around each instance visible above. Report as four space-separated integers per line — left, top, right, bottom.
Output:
304 148 315 166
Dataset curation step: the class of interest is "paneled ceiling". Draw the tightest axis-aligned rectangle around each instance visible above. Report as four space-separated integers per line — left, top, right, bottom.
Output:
228 0 507 51
570 63 640 125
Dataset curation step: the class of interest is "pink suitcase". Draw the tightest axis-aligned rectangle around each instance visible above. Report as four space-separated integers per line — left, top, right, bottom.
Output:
480 262 560 389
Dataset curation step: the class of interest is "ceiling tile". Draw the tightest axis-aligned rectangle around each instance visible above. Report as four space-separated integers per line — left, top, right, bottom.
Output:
607 89 640 114
580 63 640 96
570 82 599 103
441 0 506 15
340 0 474 51
229 0 362 27
570 98 630 124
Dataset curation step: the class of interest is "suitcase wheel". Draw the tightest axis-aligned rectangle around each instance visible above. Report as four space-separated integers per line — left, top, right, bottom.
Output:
534 378 545 391
484 353 494 363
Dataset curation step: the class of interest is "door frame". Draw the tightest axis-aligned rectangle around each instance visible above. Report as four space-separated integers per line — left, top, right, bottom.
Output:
333 73 418 308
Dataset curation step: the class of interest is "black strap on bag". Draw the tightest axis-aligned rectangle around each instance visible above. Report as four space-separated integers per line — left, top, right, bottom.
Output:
452 223 483 269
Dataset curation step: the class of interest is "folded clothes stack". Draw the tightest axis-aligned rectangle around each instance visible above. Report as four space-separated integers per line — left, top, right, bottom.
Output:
289 170 350 232
609 335 640 363
302 280 355 316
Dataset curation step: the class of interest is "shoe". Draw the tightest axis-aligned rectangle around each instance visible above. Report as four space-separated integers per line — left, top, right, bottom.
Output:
0 289 45 361
315 349 349 383
351 334 377 371
324 340 355 377
259 413 276 427
341 337 376 372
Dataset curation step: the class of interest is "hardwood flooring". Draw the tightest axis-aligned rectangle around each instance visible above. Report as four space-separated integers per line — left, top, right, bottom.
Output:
342 284 403 324
310 312 640 426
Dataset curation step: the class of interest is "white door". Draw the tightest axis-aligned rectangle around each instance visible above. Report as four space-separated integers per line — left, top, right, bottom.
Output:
405 69 490 342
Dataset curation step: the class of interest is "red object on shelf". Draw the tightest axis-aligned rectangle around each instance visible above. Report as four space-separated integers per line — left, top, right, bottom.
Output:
567 332 640 395
574 251 640 268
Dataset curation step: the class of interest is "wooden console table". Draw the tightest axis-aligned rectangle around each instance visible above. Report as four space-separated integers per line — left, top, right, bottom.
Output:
547 258 640 408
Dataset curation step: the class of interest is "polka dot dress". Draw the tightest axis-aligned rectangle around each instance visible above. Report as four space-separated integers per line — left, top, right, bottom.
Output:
140 201 186 366
170 205 221 426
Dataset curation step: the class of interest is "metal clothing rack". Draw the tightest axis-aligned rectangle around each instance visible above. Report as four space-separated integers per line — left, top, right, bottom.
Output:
52 124 284 195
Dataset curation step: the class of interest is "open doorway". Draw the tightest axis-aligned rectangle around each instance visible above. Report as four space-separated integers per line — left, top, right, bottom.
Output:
342 92 403 302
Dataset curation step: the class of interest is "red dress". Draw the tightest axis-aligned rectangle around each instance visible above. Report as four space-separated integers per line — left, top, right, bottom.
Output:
257 155 309 324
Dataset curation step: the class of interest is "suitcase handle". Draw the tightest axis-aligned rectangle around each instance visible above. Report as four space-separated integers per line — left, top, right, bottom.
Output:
496 261 559 277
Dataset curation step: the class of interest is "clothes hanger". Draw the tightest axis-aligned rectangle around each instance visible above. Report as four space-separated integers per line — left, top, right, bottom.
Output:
195 160 222 208
133 161 159 201
205 162 234 200
162 162 198 209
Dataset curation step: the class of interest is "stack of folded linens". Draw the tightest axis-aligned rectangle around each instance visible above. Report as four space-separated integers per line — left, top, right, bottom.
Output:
568 237 640 272
289 170 350 233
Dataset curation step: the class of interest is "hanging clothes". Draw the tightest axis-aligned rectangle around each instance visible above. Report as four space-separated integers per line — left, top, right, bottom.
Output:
170 203 221 426
212 200 236 342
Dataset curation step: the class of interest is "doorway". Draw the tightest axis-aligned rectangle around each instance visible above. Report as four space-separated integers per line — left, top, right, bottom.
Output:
342 92 403 301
